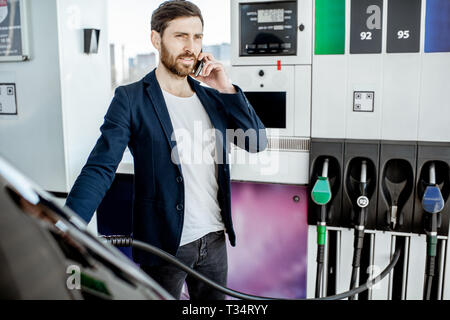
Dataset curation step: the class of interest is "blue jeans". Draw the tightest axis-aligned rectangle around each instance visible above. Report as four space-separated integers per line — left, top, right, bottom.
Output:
140 230 228 300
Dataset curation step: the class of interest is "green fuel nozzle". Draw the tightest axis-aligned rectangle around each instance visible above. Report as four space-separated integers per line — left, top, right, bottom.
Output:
311 159 332 206
313 158 332 298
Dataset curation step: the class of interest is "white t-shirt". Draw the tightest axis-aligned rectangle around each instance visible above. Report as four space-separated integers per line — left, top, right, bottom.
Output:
162 89 225 246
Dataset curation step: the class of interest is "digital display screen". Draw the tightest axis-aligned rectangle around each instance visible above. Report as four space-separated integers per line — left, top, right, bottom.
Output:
257 9 284 23
244 92 286 129
240 1 297 57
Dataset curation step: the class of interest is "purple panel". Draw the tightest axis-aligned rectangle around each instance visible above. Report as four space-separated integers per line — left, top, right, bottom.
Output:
226 181 308 299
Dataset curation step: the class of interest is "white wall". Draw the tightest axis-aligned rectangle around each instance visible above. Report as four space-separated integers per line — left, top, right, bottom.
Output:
56 0 111 190
418 54 450 142
0 0 111 193
0 0 66 191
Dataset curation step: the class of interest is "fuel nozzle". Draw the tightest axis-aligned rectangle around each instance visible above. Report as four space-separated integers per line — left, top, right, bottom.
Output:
355 161 369 226
383 161 409 230
311 158 332 207
422 163 445 216
311 158 332 298
311 158 332 247
311 158 332 239
349 160 369 299
422 162 445 257
422 162 445 300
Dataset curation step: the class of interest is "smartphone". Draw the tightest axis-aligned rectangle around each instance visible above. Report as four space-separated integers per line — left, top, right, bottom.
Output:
193 59 204 77
193 49 204 77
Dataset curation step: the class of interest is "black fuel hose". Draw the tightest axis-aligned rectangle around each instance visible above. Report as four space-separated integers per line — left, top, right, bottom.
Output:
101 235 401 301
423 213 438 300
315 244 325 298
349 226 365 299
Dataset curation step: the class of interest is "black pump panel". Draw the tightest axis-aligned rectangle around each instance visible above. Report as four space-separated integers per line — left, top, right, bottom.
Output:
377 142 416 233
342 140 380 229
308 139 344 227
413 142 450 236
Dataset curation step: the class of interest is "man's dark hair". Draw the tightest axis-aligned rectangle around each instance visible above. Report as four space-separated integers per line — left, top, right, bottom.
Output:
151 0 204 37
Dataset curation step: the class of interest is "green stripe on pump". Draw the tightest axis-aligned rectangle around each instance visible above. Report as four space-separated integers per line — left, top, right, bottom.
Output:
315 0 346 55
311 176 332 205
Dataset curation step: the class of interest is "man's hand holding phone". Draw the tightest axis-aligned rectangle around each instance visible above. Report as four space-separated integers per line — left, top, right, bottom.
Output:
193 52 236 94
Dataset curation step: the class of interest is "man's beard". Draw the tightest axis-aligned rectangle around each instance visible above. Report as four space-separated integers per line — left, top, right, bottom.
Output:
160 41 197 78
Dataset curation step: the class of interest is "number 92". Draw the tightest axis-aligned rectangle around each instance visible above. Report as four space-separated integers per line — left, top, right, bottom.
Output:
360 31 372 40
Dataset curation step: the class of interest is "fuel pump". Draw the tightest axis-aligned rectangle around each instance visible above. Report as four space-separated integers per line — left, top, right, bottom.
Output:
421 162 445 300
311 158 332 298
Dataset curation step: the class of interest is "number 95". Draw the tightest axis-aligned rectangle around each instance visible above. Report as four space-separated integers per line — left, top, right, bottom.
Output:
397 30 410 39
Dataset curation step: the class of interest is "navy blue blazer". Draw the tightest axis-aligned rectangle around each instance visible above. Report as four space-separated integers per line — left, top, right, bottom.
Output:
65 69 267 266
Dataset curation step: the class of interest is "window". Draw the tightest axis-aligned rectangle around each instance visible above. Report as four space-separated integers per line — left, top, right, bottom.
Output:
108 0 231 90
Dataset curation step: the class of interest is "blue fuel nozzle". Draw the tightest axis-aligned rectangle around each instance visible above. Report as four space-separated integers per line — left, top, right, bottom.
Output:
422 185 445 214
